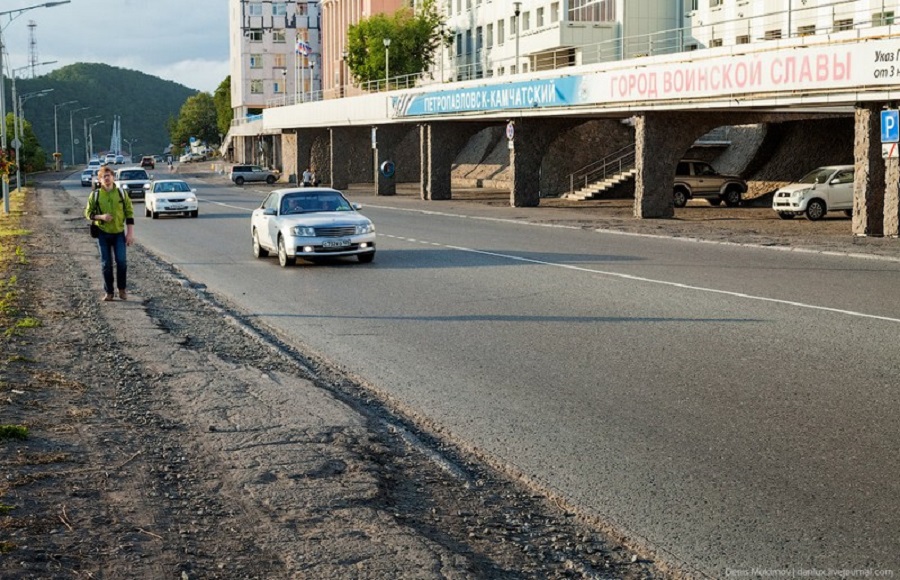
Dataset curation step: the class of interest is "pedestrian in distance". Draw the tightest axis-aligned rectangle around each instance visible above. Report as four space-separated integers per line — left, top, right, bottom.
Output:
302 167 313 187
85 165 135 302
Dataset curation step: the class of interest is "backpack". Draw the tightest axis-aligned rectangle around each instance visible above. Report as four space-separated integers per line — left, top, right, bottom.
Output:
89 188 127 238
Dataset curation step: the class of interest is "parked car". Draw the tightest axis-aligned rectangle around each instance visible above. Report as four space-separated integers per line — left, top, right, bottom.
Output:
673 159 748 208
143 179 198 218
114 167 152 200
80 168 97 187
772 165 854 221
140 156 155 169
250 188 375 267
179 152 205 163
229 164 278 185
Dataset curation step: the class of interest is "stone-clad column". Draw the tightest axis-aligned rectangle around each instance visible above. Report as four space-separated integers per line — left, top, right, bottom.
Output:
372 125 409 196
280 131 299 184
420 123 485 200
508 119 579 207
853 104 885 236
329 127 368 190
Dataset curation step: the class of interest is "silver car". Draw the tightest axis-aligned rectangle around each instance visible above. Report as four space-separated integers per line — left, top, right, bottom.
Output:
772 165 854 221
250 188 375 267
229 164 278 185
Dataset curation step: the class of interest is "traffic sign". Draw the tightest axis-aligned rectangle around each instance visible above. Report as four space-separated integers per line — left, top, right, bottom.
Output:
882 143 898 159
506 121 515 141
881 109 898 143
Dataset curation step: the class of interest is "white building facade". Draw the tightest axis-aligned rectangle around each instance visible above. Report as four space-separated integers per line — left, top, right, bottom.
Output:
229 0 323 119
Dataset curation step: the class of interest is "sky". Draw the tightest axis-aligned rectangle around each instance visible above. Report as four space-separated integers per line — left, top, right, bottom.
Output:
2 0 230 93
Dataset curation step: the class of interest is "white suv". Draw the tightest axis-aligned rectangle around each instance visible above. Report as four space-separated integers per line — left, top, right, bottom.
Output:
772 165 854 221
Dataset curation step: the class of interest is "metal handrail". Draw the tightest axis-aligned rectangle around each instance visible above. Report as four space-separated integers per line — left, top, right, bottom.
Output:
568 143 636 195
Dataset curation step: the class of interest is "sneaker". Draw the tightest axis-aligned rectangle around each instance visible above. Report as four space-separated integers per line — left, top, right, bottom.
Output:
102 293 114 302
118 289 127 300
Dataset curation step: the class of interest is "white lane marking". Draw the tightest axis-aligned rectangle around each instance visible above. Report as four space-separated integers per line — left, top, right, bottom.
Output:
382 233 900 324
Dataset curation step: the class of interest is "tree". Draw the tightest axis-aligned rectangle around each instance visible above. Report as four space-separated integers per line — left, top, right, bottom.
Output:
346 0 443 87
213 76 233 137
169 92 219 148
4 113 47 173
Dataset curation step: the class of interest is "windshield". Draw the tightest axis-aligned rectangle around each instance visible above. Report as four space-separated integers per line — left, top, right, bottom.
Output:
281 192 352 214
119 171 148 180
797 168 835 184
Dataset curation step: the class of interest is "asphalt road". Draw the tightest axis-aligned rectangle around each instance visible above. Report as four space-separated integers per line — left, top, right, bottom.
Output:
65 171 900 578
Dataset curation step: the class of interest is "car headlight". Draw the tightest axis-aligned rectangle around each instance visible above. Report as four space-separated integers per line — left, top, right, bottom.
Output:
186 196 197 203
355 222 374 235
290 225 316 237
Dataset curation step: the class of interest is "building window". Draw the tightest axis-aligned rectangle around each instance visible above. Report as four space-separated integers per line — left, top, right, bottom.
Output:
537 7 544 27
273 30 286 43
764 29 782 40
456 33 463 57
486 23 493 48
569 0 615 22
710 38 723 47
685 43 699 51
250 54 263 68
250 80 263 94
274 80 285 94
248 29 263 42
874 11 895 26
247 2 263 16
522 11 530 31
833 19 854 32
736 35 750 44
498 19 505 44
273 54 286 67
709 0 722 7
296 2 308 16
550 2 559 23
797 24 816 36
273 2 287 16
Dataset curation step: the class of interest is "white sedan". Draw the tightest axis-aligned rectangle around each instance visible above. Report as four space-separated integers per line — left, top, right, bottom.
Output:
250 188 375 267
143 179 199 218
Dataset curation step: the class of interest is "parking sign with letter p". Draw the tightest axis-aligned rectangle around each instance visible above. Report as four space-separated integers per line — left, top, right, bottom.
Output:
881 109 899 143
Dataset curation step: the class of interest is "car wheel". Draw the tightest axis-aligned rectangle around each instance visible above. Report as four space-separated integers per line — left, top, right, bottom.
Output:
145 205 151 218
673 188 688 208
723 187 742 207
190 210 199 218
252 228 269 258
708 199 722 206
266 175 276 184
358 252 375 264
805 199 826 221
235 176 245 185
777 212 795 220
151 209 159 219
277 236 295 267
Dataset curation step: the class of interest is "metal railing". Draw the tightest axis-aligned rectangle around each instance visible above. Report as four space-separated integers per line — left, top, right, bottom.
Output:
568 143 635 196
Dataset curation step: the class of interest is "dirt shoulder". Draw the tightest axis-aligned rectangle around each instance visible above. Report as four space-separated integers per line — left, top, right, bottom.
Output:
1 180 667 578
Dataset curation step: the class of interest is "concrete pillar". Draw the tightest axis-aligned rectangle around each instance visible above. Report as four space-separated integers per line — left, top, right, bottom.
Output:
280 131 299 184
508 119 578 207
853 104 885 236
420 123 480 200
329 127 369 190
372 125 408 196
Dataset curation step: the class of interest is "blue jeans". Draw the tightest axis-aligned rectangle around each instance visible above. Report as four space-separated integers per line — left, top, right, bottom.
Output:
96 231 127 294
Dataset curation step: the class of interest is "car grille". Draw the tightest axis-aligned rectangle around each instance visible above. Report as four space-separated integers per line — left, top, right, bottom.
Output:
315 226 356 237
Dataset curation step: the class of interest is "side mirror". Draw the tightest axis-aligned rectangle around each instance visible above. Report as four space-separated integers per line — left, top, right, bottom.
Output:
352 202 362 210
143 183 151 190
263 208 277 216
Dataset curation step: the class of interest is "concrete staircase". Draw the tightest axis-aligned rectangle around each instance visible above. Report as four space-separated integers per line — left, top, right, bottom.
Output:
564 167 636 200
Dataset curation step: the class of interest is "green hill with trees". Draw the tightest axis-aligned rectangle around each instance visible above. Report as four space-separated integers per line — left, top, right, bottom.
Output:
4 62 198 166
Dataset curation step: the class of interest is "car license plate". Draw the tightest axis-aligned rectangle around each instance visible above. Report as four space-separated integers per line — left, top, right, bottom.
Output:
168 206 187 210
322 239 350 248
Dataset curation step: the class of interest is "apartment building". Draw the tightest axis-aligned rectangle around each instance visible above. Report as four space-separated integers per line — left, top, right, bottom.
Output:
684 0 898 49
441 0 682 80
229 0 323 119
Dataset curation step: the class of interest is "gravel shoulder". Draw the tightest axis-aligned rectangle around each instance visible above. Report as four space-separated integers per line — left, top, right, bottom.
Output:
1 178 667 579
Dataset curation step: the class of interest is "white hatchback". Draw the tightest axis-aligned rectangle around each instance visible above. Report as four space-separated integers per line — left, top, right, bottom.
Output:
772 165 854 221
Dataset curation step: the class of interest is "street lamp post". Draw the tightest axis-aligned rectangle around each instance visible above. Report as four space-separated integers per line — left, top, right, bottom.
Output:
14 88 53 191
513 2 522 74
123 138 137 161
309 61 316 102
340 49 348 98
83 115 101 163
383 38 391 90
53 100 77 170
88 120 105 161
70 106 89 167
0 0 71 215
